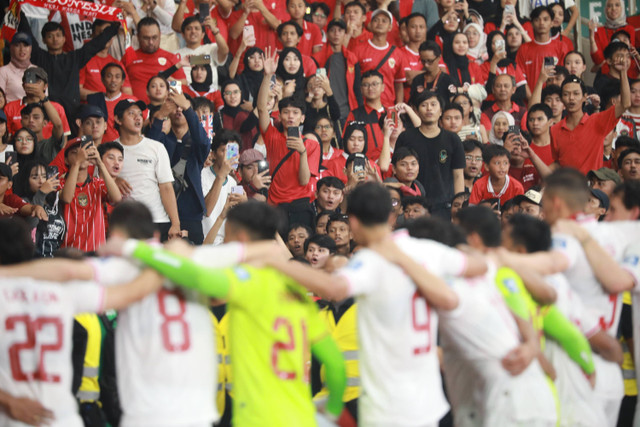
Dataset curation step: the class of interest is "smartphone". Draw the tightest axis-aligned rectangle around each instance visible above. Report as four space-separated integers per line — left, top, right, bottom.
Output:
287 127 300 138
257 159 269 174
243 25 255 42
495 39 505 52
23 71 37 84
504 4 514 15
190 54 211 65
269 74 277 90
544 56 555 67
46 165 58 180
390 110 397 126
485 197 500 211
226 142 239 161
316 68 327 78
507 125 519 135
169 80 182 94
352 153 366 174
5 152 16 166
80 135 93 148
198 2 210 22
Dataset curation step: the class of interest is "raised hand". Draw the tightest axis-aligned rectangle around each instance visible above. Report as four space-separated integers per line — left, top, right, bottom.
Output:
263 47 278 75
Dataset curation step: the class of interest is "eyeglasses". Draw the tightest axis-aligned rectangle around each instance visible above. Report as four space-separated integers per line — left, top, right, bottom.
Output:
444 17 461 24
421 57 439 65
465 155 483 162
313 12 327 18
361 82 381 88
15 136 34 143
315 124 332 130
224 90 240 95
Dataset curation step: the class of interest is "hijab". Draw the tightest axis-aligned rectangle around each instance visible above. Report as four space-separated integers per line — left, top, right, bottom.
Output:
190 64 213 93
605 0 627 29
276 47 306 99
238 47 264 103
220 79 243 118
488 111 515 146
464 23 487 63
486 30 515 68
443 33 472 87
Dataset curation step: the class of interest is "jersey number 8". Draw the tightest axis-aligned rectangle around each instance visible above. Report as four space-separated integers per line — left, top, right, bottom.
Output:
157 289 191 352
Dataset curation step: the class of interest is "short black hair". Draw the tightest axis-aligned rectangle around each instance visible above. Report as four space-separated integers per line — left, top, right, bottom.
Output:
543 168 590 211
137 17 160 33
561 75 587 96
553 65 570 81
419 40 441 56
343 1 366 14
391 146 419 165
616 136 640 151
192 96 215 113
0 218 34 264
100 62 126 81
412 90 443 110
361 69 384 82
327 212 350 229
482 144 510 164
346 182 392 226
611 181 640 211
181 16 202 33
604 41 629 60
456 206 502 248
98 141 124 158
507 214 552 252
109 200 156 240
228 200 284 241
542 84 562 100
402 196 429 210
618 147 640 169
310 2 330 15
91 19 110 34
20 103 48 121
278 96 307 115
42 22 64 40
443 103 463 117
212 129 241 151
462 139 483 153
404 216 466 246
277 20 304 38
304 234 337 254
406 12 427 25
530 5 552 21
611 29 632 42
528 103 553 119
317 176 345 191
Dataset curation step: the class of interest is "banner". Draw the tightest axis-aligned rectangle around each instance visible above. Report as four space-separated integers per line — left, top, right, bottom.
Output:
1 0 127 42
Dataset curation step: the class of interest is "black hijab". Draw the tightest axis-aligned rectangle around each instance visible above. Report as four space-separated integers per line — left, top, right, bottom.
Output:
238 47 264 103
220 79 243 118
443 33 471 87
190 64 213 93
276 47 306 99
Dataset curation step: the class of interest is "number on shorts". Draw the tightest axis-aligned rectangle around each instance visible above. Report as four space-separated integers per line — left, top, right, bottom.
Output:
157 289 191 352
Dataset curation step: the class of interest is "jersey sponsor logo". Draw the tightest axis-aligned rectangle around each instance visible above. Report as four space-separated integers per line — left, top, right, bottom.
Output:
158 57 167 66
438 149 448 164
552 237 567 248
305 33 311 40
362 58 373 63
136 158 152 165
624 255 640 266
502 278 518 293
234 266 250 281
346 260 363 270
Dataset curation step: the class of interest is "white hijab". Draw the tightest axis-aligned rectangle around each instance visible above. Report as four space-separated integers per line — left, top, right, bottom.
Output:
488 111 515 146
605 0 627 29
464 23 487 63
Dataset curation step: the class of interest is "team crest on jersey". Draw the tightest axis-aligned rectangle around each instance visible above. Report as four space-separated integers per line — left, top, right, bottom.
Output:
77 192 89 207
158 57 167 66
348 66 354 73
388 58 395 69
305 33 311 40
503 278 518 293
439 150 448 164
624 255 640 266
234 266 250 281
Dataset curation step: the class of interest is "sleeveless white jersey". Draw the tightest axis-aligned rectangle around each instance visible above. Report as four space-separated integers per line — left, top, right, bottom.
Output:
337 231 467 427
0 278 104 427
543 274 608 427
439 266 557 427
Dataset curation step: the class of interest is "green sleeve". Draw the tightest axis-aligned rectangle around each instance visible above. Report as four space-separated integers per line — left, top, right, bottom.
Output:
495 268 531 321
542 305 595 375
130 241 232 298
311 335 346 418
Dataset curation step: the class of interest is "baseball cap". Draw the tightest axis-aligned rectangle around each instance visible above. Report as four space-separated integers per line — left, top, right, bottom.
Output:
78 105 107 121
590 189 610 210
371 9 393 24
11 32 32 46
514 188 542 206
64 137 94 158
238 148 264 166
327 19 347 32
587 167 622 185
113 99 146 118
23 66 48 84
0 163 13 180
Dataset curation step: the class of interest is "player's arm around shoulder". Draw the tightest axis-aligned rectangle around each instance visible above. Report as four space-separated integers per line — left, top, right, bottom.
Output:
0 258 95 282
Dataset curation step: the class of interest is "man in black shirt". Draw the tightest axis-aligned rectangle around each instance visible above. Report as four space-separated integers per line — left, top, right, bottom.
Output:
409 40 455 106
396 90 465 219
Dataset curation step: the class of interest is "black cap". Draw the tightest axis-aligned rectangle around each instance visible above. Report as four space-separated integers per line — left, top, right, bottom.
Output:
113 99 146 118
590 189 610 210
11 32 32 46
78 105 107 121
0 163 13 180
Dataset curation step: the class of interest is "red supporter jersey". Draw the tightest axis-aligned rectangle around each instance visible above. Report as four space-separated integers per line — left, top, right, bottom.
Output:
296 21 324 56
346 29 372 53
530 143 553 166
516 38 567 91
550 107 619 175
103 93 138 143
5 99 71 138
182 86 224 111
79 55 132 93
122 48 187 103
509 161 541 191
478 61 527 87
357 40 407 108
0 192 27 214
402 45 421 102
60 176 108 252
262 124 320 205
469 174 524 205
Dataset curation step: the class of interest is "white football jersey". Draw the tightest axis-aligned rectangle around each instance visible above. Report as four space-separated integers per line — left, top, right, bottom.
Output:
543 274 607 427
337 230 467 427
0 278 104 427
439 265 556 427
621 243 640 427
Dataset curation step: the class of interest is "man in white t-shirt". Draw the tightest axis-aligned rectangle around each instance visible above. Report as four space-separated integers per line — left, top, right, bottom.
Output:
0 217 163 427
267 182 488 427
114 99 181 241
